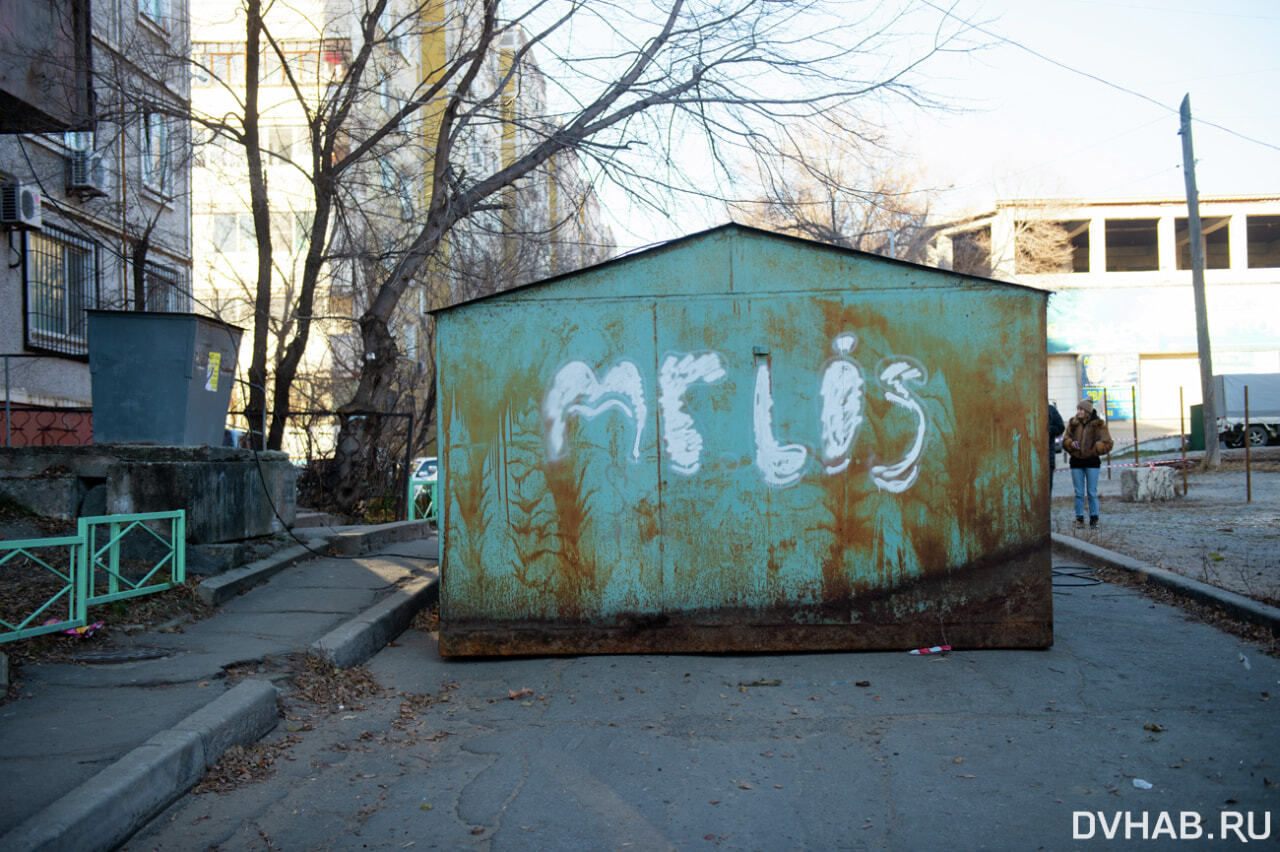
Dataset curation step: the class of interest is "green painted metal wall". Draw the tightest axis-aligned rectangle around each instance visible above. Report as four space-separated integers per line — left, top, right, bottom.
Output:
434 225 1052 655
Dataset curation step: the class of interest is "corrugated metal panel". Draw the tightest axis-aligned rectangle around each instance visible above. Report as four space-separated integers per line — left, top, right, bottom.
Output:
436 225 1052 655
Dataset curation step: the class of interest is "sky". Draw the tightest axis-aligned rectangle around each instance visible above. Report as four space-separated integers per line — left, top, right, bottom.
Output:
602 0 1280 247
905 0 1280 215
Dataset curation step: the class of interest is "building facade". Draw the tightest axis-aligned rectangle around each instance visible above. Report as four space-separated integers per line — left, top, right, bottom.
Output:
189 0 613 455
1 0 193 446
933 196 1280 434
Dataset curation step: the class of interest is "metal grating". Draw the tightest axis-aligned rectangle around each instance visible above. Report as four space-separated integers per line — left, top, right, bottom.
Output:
24 224 99 358
144 261 192 312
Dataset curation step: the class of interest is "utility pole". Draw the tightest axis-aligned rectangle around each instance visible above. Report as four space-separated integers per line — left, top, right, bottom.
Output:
1179 94 1221 469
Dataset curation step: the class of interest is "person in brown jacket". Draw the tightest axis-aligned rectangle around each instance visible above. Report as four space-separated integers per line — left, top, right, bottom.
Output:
1064 398 1114 527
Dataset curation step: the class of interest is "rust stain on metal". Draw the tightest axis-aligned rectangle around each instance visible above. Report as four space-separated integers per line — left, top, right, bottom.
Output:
439 542 1052 657
540 458 594 621
435 226 1052 656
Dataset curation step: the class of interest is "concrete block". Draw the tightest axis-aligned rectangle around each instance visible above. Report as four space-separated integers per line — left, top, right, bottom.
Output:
172 679 279 765
108 454 296 543
197 543 317 605
329 519 435 556
312 575 438 668
1120 466 1175 502
1 729 205 852
0 446 297 545
0 477 79 520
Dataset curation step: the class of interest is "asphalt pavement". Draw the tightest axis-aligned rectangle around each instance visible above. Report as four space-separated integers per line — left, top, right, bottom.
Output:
3 487 1279 851
121 552 1280 851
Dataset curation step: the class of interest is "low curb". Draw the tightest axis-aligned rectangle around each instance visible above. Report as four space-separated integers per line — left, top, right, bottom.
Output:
0 679 278 852
312 573 439 669
327 519 435 556
1052 532 1280 635
197 542 325 606
196 519 434 605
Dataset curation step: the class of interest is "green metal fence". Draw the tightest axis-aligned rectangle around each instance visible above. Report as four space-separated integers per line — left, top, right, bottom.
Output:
0 510 185 644
0 534 87 641
81 511 186 607
407 477 437 524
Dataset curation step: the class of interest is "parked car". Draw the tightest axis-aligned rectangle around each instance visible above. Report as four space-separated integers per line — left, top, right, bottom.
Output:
412 456 438 482
410 456 438 521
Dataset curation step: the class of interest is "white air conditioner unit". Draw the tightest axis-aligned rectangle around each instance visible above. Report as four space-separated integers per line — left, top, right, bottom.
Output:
66 150 108 199
0 183 42 230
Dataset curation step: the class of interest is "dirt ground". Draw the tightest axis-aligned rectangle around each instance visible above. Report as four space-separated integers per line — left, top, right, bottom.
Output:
1053 447 1280 607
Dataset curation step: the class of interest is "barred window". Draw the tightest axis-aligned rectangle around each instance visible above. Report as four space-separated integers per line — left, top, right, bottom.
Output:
144 262 191 312
25 225 99 357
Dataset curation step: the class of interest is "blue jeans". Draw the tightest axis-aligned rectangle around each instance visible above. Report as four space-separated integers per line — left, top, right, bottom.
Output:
1071 467 1099 518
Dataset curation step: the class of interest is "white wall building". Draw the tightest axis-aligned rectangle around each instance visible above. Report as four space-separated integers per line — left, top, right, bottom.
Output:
934 196 1280 435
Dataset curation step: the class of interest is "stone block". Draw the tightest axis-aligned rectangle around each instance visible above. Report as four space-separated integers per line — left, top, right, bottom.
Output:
0 446 297 545
1120 466 1175 502
0 477 74 520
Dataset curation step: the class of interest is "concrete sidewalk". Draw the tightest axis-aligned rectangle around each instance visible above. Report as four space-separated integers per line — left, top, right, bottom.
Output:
0 520 439 852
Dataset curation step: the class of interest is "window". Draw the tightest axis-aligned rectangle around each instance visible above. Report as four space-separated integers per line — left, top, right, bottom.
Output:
1013 219 1085 275
24 225 99 357
211 212 256 254
139 0 166 26
1175 217 1229 270
64 130 93 153
1247 215 1280 269
266 125 297 161
193 43 245 88
949 226 991 277
142 110 170 194
1104 218 1158 272
294 211 313 252
380 160 414 220
144 262 190 312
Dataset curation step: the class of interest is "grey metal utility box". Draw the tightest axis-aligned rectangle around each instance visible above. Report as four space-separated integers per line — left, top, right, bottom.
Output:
88 311 243 446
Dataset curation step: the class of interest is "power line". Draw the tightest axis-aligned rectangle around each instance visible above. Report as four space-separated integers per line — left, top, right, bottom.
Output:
920 0 1280 155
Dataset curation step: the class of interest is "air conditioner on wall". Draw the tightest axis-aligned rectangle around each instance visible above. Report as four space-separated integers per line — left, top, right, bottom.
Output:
0 183 42 230
66 150 108 199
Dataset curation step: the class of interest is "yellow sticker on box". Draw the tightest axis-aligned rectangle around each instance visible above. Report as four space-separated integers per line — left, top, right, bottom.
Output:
205 351 221 391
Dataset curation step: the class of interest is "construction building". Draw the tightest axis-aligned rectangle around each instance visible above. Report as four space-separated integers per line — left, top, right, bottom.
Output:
933 196 1280 435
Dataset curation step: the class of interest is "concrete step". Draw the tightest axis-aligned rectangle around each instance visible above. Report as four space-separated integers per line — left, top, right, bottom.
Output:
292 508 343 529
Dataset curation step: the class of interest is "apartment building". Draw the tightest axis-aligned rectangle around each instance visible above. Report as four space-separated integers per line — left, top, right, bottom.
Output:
933 196 1280 432
0 0 193 445
189 1 612 452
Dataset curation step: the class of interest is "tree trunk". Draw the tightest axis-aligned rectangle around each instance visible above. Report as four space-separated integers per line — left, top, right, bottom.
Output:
242 1 274 451
130 240 148 310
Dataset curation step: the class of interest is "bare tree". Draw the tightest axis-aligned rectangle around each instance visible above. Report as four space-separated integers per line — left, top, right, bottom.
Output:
185 0 971 510
727 114 940 262
945 216 1075 280
1013 219 1074 275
